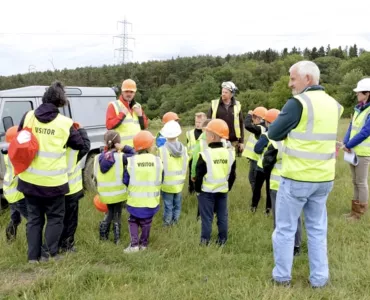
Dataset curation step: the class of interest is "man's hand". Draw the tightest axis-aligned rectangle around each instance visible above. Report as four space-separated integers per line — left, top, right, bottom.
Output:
238 143 244 152
343 147 352 153
248 110 253 115
133 104 143 117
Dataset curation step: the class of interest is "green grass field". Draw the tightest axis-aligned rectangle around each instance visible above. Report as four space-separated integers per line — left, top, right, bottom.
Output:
1 119 370 300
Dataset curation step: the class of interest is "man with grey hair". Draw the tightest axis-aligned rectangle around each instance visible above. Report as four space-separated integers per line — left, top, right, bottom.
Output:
268 61 343 288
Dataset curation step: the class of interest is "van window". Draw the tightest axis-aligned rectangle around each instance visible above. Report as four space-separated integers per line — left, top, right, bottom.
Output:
59 104 72 118
0 101 33 132
69 97 115 127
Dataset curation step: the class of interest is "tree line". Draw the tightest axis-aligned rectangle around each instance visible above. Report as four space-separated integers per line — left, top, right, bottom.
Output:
0 44 369 124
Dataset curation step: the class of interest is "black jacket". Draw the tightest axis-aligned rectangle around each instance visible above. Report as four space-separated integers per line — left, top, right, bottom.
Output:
17 103 86 198
195 142 236 193
244 114 266 138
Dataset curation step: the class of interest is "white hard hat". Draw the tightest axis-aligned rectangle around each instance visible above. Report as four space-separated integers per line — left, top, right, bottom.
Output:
160 120 182 138
221 81 237 92
353 78 370 93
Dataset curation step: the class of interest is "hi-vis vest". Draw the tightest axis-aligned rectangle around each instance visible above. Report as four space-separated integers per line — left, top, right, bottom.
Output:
269 139 284 191
126 153 163 208
257 133 270 169
281 91 343 182
186 129 197 157
110 100 141 147
211 99 242 138
159 145 189 194
200 147 235 193
66 148 85 196
3 153 24 203
19 111 72 187
349 105 370 156
242 126 266 161
94 152 127 204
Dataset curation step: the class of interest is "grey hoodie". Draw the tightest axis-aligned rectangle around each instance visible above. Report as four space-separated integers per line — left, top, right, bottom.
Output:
165 140 186 157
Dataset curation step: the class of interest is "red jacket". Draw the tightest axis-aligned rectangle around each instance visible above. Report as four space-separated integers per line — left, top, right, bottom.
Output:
106 95 148 130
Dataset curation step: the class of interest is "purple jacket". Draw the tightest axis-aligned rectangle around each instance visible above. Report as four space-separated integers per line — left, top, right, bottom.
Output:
98 146 135 180
344 102 370 149
124 152 163 219
17 103 85 198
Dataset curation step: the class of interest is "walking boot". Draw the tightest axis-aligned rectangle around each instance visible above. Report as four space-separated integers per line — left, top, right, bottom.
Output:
346 201 368 221
113 222 121 245
343 200 358 218
99 221 110 240
5 221 18 242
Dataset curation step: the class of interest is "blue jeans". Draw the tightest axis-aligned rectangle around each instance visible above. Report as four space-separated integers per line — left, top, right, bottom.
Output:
197 192 228 244
162 191 182 225
272 178 333 287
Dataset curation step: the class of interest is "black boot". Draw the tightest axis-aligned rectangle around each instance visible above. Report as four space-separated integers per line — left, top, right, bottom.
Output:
5 221 18 242
113 222 121 245
60 237 77 253
99 221 110 241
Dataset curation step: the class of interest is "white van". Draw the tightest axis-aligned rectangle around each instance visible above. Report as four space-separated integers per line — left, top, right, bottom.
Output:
0 85 116 210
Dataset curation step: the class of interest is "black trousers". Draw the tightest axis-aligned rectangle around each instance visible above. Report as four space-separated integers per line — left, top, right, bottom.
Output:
25 194 65 260
10 199 28 224
103 202 123 225
188 159 195 193
251 169 271 211
59 192 82 250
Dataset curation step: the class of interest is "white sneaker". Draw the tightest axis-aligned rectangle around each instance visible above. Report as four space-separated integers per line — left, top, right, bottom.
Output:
140 246 147 251
123 245 140 253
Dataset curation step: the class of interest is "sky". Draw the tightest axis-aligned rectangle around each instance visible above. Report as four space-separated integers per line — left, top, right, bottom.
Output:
0 0 369 76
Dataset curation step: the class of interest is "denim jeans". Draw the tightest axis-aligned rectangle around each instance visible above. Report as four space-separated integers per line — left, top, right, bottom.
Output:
197 192 228 244
272 178 334 287
162 191 182 225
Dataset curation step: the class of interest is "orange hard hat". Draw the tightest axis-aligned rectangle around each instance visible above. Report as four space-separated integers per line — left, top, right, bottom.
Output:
252 107 268 118
93 194 108 213
5 126 18 143
121 79 137 92
162 112 179 124
264 109 280 123
204 119 229 139
133 130 155 151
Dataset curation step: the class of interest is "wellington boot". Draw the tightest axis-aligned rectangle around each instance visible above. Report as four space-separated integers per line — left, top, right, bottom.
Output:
99 221 110 240
113 222 121 245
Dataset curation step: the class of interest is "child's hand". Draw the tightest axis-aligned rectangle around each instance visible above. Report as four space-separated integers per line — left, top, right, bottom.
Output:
191 177 196 182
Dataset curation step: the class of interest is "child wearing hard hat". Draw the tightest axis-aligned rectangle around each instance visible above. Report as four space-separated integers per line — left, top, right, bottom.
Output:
159 120 189 226
242 107 267 193
123 130 164 252
195 119 236 246
94 130 135 244
59 121 91 253
186 112 207 194
251 109 279 215
2 126 28 242
156 112 180 148
261 111 302 256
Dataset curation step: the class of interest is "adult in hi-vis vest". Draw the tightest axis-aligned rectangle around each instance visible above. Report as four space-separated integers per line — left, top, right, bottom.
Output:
268 61 343 288
207 81 244 156
106 79 149 147
342 78 370 220
17 81 85 263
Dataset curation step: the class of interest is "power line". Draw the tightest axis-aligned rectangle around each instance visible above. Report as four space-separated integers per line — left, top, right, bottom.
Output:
113 17 135 64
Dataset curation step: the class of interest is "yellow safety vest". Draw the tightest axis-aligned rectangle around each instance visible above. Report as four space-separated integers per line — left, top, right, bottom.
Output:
242 126 266 161
211 99 242 138
3 154 24 203
19 111 72 187
126 153 163 208
159 145 189 194
200 147 235 193
110 100 141 147
65 148 85 196
349 105 370 156
94 152 127 204
281 91 343 182
186 129 197 157
269 139 284 191
257 133 270 169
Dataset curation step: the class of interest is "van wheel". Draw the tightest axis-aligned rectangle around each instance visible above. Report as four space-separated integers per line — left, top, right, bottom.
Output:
83 153 97 194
